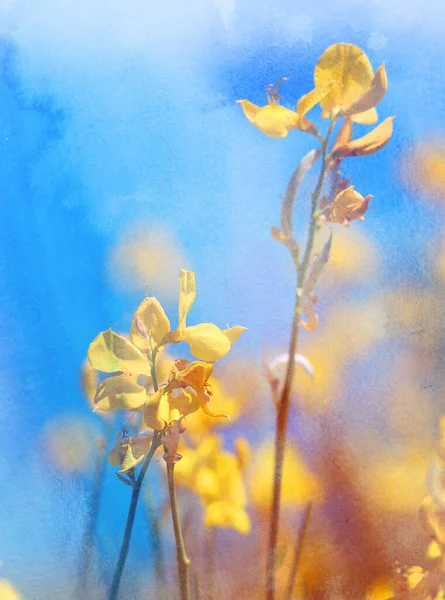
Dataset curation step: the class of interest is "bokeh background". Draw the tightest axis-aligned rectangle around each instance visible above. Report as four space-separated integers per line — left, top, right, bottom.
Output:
1 0 445 598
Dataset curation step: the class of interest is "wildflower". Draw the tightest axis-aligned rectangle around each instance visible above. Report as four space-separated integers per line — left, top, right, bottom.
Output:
237 78 317 138
166 269 246 362
175 435 251 534
328 186 372 226
298 42 387 124
87 269 246 413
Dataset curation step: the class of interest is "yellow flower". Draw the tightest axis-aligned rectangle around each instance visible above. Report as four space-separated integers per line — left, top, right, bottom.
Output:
328 186 372 226
237 78 317 139
87 268 246 413
175 435 251 534
43 418 98 473
298 42 387 124
168 269 246 362
0 580 22 600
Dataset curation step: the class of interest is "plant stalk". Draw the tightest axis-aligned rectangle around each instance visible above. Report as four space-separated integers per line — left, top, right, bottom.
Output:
167 462 191 600
265 118 335 600
108 349 161 600
283 502 313 600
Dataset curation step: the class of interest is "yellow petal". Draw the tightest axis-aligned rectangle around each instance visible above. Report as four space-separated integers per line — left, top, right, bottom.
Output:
352 106 378 125
253 105 299 138
94 374 147 412
341 65 387 117
169 389 201 421
130 297 170 350
81 359 98 407
108 444 122 467
333 116 395 158
204 501 251 534
427 540 443 559
175 360 214 390
314 43 374 116
88 329 152 375
182 323 231 362
297 88 327 116
332 117 353 153
143 389 170 430
178 268 196 332
197 389 230 420
222 325 247 345
236 99 261 124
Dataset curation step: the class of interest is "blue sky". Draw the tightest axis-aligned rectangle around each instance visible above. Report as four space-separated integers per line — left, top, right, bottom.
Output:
1 0 445 597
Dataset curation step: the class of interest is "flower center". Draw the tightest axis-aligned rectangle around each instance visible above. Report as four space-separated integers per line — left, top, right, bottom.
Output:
266 77 289 106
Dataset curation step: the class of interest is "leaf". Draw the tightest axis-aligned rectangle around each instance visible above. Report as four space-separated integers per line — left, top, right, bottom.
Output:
305 232 333 293
178 269 196 332
119 443 145 473
88 329 152 375
116 473 134 487
281 149 320 240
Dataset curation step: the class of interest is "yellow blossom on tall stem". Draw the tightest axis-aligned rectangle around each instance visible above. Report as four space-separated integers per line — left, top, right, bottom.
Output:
236 40 394 600
85 268 246 600
237 78 319 139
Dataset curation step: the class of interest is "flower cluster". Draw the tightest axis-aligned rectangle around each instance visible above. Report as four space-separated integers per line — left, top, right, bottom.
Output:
238 42 395 227
87 268 246 470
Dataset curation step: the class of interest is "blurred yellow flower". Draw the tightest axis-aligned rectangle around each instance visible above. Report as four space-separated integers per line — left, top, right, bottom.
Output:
108 224 187 299
0 580 22 600
315 226 380 286
44 418 98 473
248 441 321 509
175 435 251 534
364 447 430 513
237 78 317 139
298 42 387 124
403 141 445 204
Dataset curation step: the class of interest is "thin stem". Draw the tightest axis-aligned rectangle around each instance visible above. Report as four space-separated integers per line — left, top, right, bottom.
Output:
76 423 112 599
144 486 166 589
108 349 161 600
283 502 313 600
167 462 191 600
108 433 162 600
265 118 335 600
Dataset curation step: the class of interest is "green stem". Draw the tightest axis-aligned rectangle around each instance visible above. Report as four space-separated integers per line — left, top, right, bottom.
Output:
108 349 161 600
283 502 313 600
265 118 335 600
167 462 191 600
76 423 112 599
